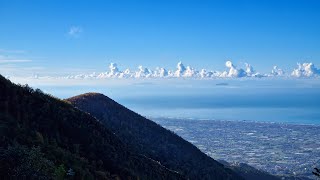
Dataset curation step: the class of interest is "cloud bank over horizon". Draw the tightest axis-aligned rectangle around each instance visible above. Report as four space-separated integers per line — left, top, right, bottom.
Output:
61 61 320 80
2 61 320 81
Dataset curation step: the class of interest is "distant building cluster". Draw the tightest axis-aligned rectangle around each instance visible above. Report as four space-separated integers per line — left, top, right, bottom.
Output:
155 118 320 179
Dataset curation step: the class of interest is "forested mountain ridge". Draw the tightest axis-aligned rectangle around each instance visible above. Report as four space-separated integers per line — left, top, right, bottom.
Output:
0 74 185 180
67 93 244 180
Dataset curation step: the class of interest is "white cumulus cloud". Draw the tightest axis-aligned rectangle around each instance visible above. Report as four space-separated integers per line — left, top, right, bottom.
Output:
174 61 186 77
135 65 152 78
270 66 285 76
220 61 246 77
4 61 320 81
291 63 320 77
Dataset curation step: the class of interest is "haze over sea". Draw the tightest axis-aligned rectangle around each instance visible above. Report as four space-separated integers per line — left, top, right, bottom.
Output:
31 78 320 125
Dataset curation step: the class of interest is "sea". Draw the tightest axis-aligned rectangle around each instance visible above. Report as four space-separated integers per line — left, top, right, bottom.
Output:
33 78 320 125
110 79 320 125
117 88 320 125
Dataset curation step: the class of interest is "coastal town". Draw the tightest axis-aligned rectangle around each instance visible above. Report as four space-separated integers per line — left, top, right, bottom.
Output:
154 118 320 179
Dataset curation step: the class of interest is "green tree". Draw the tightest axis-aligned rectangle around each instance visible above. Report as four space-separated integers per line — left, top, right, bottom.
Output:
54 164 66 180
0 144 54 179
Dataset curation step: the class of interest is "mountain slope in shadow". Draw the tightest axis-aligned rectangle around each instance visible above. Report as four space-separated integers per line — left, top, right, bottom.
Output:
67 93 243 180
0 75 185 180
218 160 280 180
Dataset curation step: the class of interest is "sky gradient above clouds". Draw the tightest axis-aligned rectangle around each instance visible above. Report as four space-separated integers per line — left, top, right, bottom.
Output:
1 1 319 126
1 0 320 79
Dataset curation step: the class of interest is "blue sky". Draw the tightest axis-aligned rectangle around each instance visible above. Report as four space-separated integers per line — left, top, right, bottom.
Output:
1 0 320 76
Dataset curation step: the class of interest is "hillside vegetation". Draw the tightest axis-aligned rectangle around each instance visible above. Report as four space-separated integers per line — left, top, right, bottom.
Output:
0 75 184 180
